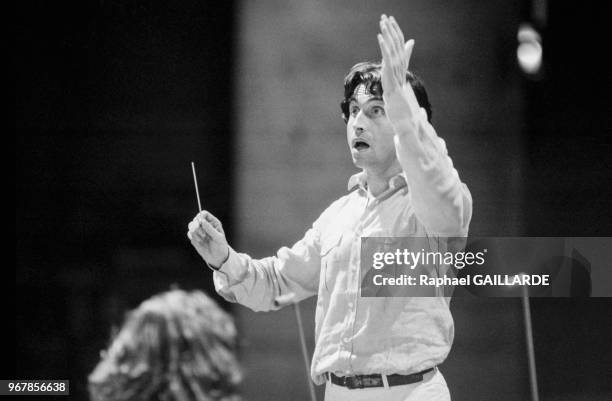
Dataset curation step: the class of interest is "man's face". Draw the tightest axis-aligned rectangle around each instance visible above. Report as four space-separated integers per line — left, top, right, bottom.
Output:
346 84 398 171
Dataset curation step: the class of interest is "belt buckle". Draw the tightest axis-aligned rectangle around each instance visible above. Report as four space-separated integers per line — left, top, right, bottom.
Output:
344 375 363 389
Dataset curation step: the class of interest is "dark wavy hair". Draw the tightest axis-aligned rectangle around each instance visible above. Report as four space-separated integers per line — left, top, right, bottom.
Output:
88 289 242 401
340 61 432 123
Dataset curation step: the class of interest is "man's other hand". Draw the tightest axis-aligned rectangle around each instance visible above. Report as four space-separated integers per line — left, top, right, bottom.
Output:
377 15 420 124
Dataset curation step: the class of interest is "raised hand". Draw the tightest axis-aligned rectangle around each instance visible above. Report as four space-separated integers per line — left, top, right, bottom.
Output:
187 210 230 268
377 15 412 94
377 15 420 122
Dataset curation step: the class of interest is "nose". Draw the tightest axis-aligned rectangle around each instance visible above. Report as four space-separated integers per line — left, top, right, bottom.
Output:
353 110 367 135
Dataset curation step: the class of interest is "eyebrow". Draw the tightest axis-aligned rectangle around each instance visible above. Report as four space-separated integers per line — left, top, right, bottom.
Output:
348 96 384 105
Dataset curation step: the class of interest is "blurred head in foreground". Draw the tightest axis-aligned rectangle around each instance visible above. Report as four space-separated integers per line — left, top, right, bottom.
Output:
88 289 242 401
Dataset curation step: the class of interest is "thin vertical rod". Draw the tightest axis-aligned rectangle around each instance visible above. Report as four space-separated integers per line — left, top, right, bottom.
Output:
294 303 317 401
522 286 539 401
191 161 202 212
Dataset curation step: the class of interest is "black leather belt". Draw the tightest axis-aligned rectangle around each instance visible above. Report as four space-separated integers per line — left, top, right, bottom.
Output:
327 368 434 389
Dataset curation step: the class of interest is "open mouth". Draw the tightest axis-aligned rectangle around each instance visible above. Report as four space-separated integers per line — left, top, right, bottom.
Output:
353 140 371 151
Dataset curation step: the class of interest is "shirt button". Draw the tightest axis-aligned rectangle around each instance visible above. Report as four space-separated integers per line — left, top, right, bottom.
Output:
343 337 350 343
348 302 354 308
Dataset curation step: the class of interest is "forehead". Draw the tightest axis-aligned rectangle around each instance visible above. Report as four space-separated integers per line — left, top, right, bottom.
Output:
350 83 383 105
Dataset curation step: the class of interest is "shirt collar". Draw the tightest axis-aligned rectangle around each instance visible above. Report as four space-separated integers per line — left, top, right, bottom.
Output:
347 171 408 193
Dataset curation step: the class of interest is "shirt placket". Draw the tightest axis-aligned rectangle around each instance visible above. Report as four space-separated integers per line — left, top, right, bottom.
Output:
343 191 377 373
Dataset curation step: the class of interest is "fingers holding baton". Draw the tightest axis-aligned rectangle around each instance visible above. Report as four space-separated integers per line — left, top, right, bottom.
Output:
187 163 229 267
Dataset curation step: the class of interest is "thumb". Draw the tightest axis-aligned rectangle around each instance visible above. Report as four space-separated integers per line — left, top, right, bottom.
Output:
404 39 415 68
200 218 225 243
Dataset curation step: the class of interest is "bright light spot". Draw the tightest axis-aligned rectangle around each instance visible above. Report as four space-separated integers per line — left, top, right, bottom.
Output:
517 41 542 74
517 24 543 75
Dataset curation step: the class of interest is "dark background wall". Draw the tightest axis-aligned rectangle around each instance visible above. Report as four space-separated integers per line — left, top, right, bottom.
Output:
14 1 611 400
523 2 611 400
15 1 235 398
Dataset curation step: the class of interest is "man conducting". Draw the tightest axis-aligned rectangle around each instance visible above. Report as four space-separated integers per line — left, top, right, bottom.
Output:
188 15 472 401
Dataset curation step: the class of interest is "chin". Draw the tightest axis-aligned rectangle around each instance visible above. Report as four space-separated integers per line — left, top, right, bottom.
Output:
351 155 366 168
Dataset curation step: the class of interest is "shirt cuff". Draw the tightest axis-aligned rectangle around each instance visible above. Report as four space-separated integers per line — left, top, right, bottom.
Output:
204 246 231 271
208 247 248 282
210 247 247 303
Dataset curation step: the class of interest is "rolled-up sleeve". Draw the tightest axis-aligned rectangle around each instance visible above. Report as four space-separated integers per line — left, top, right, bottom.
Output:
211 226 322 312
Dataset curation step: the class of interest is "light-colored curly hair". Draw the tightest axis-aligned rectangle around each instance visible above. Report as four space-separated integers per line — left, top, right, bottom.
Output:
88 289 242 401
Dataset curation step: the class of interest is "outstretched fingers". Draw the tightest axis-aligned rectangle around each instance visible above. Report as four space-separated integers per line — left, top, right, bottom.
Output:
377 33 392 64
377 32 396 93
380 14 416 92
388 16 405 54
382 16 406 64
379 16 398 60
